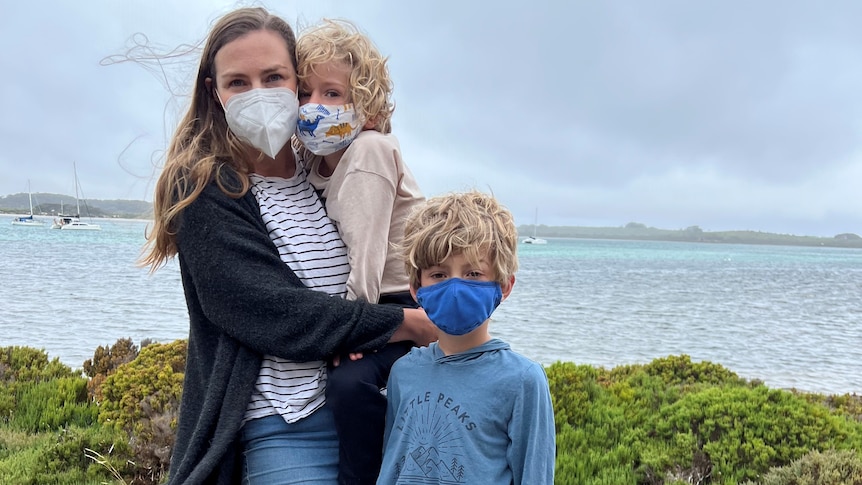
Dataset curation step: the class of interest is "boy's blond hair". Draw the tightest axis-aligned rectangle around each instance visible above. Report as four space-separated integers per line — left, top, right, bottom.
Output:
401 191 519 289
296 19 394 133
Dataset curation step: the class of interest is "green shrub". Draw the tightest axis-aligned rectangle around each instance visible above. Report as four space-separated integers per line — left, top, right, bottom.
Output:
0 346 76 384
0 428 37 462
0 347 78 425
547 362 606 431
0 425 131 485
4 349 858 485
83 337 140 401
642 386 862 484
546 362 652 485
98 340 186 432
547 356 862 485
0 338 182 485
98 339 187 483
803 393 862 423
0 387 13 426
10 377 97 432
0 347 94 432
745 449 862 485
639 354 747 388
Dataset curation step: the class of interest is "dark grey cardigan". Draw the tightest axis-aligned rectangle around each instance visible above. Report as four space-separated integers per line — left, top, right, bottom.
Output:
167 176 403 484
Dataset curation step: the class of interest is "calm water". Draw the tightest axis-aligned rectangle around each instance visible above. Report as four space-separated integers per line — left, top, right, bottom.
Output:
1 217 860 395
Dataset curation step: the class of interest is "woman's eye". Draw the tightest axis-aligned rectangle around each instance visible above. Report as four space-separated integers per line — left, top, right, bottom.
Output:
267 73 284 82
228 79 245 87
324 90 342 99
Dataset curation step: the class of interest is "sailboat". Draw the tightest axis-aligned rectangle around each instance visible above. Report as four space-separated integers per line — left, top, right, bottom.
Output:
11 180 46 227
521 208 547 244
51 163 101 231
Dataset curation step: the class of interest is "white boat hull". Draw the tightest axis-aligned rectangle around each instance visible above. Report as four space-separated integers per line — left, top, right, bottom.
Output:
52 216 101 230
60 224 102 231
12 219 45 227
59 222 101 231
61 222 102 231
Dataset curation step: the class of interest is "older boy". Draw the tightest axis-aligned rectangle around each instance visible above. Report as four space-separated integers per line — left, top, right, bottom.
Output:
377 191 556 484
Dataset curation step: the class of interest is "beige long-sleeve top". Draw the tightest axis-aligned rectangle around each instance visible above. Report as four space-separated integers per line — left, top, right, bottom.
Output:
304 130 424 303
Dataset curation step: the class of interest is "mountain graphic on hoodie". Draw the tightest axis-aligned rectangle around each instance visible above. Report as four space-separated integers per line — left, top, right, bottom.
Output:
399 445 463 482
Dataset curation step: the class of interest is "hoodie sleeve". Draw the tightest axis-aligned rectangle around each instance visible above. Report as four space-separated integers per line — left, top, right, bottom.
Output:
507 362 556 484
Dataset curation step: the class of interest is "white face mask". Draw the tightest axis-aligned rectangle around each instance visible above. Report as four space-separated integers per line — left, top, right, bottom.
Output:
218 87 299 158
296 103 363 156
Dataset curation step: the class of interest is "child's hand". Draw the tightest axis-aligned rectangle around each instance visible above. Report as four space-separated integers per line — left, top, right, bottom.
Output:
331 352 365 367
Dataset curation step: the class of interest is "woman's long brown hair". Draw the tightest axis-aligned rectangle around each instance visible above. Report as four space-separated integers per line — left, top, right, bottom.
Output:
140 7 297 272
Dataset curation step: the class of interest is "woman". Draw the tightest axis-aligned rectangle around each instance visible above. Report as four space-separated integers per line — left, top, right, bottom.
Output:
141 7 436 484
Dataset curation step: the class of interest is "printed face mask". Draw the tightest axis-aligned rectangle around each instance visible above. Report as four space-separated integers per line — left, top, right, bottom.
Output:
415 278 503 336
296 103 363 156
219 88 299 158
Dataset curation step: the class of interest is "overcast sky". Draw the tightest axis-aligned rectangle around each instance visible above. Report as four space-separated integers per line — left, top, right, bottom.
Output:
2 1 861 236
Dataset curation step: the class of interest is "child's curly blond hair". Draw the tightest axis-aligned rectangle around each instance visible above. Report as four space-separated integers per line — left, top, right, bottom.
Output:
401 191 519 290
296 19 394 133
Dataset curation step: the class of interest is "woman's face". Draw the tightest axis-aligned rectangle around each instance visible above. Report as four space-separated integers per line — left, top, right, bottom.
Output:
211 29 297 105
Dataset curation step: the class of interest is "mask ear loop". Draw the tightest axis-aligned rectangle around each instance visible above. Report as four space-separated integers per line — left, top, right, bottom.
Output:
214 88 228 111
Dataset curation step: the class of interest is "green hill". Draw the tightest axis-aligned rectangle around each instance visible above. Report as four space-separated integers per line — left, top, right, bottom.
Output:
517 222 862 249
0 192 152 219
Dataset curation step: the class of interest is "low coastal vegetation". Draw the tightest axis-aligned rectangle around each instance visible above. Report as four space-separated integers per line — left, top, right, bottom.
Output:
520 222 862 249
1 342 860 484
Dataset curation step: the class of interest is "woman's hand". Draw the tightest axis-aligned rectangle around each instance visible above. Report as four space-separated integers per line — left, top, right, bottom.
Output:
390 308 437 347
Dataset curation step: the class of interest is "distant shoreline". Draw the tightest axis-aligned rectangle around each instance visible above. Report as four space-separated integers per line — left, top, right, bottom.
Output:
3 192 860 246
2 212 150 222
6 212 861 249
521 225 862 249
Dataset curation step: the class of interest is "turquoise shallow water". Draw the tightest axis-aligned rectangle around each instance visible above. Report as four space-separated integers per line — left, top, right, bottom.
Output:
1 217 860 394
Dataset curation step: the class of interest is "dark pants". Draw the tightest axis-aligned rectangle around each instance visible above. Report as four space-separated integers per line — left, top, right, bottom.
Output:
326 291 416 485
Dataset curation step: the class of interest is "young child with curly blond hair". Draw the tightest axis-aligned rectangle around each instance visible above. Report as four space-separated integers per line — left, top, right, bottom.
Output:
294 19 425 485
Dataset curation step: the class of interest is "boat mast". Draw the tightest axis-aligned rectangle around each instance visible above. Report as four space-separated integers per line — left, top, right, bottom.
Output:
73 161 81 217
27 180 34 216
533 208 538 238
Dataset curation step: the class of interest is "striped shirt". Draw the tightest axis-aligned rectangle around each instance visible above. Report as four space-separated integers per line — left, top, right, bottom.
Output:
243 159 350 424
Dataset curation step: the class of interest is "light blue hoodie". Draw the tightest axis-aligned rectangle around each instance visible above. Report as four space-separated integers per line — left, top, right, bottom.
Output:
377 339 555 484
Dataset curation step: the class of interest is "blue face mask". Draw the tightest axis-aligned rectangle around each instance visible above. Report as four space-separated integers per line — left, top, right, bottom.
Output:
415 278 503 336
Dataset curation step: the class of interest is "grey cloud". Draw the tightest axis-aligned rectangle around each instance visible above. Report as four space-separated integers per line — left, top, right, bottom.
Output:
2 0 861 235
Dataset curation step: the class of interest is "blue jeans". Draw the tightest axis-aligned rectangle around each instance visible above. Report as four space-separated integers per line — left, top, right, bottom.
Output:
241 407 339 485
